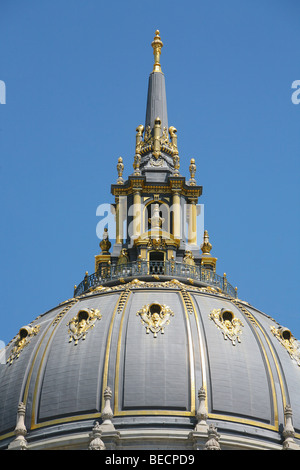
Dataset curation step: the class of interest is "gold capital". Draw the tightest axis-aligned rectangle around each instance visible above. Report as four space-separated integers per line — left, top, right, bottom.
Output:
151 30 163 72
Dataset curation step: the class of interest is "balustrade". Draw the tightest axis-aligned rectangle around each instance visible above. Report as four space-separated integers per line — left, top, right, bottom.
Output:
74 261 236 298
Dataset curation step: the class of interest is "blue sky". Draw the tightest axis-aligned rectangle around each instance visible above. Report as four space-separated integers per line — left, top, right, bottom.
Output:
0 0 299 345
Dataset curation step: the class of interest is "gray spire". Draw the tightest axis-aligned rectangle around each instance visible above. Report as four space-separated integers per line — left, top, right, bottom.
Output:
145 71 168 134
145 30 168 134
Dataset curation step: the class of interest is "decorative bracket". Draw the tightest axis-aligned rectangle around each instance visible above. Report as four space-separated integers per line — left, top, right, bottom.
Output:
209 308 243 346
67 308 102 345
7 325 40 365
136 302 174 338
270 326 300 366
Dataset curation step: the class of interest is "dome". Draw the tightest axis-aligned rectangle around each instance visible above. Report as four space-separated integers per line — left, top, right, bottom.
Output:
1 30 299 451
1 276 300 450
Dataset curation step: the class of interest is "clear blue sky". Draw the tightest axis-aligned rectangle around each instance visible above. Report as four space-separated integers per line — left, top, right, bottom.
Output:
0 0 299 345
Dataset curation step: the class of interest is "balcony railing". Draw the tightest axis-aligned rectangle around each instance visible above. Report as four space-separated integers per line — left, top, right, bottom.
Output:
74 260 237 298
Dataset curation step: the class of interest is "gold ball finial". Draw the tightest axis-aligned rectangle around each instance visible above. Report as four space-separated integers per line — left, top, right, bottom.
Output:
151 30 163 73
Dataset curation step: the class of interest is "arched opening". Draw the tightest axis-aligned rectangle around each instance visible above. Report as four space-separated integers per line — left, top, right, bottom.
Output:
221 310 234 323
19 328 29 340
149 251 164 274
149 303 162 315
280 328 292 341
77 310 90 323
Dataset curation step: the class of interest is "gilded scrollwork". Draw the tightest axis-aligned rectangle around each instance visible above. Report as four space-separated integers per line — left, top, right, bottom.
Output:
136 302 174 338
183 251 195 266
270 326 300 366
87 278 226 297
209 308 244 346
67 308 102 345
149 156 164 167
117 248 129 265
7 325 40 365
143 125 152 143
147 237 166 250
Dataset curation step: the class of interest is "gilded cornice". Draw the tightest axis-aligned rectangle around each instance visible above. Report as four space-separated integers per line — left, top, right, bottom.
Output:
111 176 202 198
85 277 227 298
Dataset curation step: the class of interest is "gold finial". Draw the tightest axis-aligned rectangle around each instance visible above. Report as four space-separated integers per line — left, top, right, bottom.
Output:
151 30 163 73
116 157 124 184
99 228 111 254
201 230 212 254
169 126 178 153
189 158 197 186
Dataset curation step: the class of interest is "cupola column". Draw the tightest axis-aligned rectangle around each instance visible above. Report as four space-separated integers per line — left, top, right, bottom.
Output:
133 188 142 240
115 196 123 244
172 190 181 240
187 198 197 247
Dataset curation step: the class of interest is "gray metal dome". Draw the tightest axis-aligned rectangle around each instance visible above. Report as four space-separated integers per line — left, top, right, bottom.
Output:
1 277 299 450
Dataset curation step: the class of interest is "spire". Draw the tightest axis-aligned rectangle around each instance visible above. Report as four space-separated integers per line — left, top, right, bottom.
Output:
145 30 168 135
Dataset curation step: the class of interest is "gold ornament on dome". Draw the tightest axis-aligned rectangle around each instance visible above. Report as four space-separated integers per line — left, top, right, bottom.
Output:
67 308 102 345
188 158 197 186
87 278 226 297
7 325 40 365
117 248 129 265
147 237 166 250
135 122 180 161
201 230 212 254
136 302 174 338
209 308 244 346
116 157 124 184
270 326 300 366
99 228 111 253
151 30 163 73
183 251 195 266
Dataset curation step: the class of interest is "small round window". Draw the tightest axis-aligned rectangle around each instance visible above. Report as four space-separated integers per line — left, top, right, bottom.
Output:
220 309 234 323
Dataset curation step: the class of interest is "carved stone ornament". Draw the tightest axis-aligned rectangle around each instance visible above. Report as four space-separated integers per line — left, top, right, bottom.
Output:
194 387 208 432
7 325 40 365
67 308 102 345
209 308 244 346
88 422 106 450
270 326 300 367
282 404 300 450
8 402 28 450
204 424 221 450
136 302 174 338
